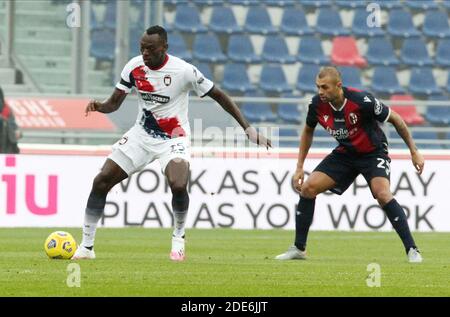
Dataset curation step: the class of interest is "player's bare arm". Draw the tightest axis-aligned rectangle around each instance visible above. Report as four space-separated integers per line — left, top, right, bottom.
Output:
293 124 315 193
388 110 424 174
85 88 128 116
207 86 272 149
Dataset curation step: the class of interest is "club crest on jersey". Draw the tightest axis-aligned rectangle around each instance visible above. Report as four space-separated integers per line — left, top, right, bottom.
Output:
164 75 171 86
323 115 329 122
349 112 358 125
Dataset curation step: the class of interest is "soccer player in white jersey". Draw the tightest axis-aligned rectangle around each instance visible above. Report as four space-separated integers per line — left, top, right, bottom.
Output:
72 25 271 261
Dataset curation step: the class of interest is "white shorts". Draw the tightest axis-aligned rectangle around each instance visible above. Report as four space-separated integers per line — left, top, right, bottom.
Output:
108 125 191 175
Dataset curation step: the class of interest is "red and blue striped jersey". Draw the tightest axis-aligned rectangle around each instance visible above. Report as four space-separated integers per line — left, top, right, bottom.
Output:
306 87 391 155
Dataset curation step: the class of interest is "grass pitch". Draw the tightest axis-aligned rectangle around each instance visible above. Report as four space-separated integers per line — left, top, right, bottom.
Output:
0 228 449 297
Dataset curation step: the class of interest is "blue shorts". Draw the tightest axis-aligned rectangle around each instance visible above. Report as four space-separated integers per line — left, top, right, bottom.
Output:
314 150 391 196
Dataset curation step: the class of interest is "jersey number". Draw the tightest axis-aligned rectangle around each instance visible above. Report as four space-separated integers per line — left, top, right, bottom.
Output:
376 158 390 176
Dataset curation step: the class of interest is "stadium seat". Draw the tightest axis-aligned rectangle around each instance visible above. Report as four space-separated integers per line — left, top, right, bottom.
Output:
375 0 403 9
241 92 277 123
227 34 261 64
390 95 425 125
192 33 227 63
400 38 433 67
315 8 350 36
387 9 421 38
278 128 299 148
296 64 320 94
339 66 365 91
167 33 192 62
261 35 296 64
259 65 292 94
331 37 367 68
192 0 223 6
209 7 242 34
411 131 443 149
244 6 277 35
222 63 256 94
365 37 400 66
103 1 116 30
351 8 384 37
229 0 259 5
300 0 332 9
90 28 115 61
129 27 142 58
263 0 296 7
436 39 450 67
371 66 404 95
404 0 439 10
423 10 450 38
277 97 302 124
335 0 368 8
425 95 450 126
443 1 450 10
90 8 100 31
297 36 328 65
173 5 207 33
279 7 314 36
408 68 441 96
196 63 214 82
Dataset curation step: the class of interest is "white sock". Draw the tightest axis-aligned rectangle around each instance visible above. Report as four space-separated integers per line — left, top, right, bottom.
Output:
81 210 102 248
172 209 187 238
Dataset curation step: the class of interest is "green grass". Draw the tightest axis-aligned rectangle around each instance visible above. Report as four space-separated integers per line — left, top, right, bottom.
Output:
0 228 449 296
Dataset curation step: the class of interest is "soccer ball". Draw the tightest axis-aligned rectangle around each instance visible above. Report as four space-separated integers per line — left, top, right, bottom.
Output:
44 231 77 259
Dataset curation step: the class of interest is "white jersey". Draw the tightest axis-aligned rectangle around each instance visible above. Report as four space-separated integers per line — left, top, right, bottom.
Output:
115 54 214 139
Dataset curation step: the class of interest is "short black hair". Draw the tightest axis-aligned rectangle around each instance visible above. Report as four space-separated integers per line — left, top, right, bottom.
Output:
145 25 167 43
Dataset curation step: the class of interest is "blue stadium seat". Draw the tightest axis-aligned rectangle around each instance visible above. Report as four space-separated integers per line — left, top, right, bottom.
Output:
443 1 450 10
436 39 450 67
280 7 314 36
192 33 227 63
300 0 332 9
222 63 256 94
277 97 302 124
241 92 277 123
297 36 328 65
423 10 450 39
229 0 259 5
296 64 320 94
261 35 296 64
209 7 242 34
173 5 207 33
365 37 399 66
263 0 296 7
90 8 100 31
339 66 365 91
259 65 292 94
315 8 350 36
387 9 421 38
244 6 277 35
376 0 403 9
408 68 441 96
404 0 439 10
425 95 450 126
167 33 192 62
400 38 433 67
104 1 116 30
129 27 142 58
90 28 115 61
227 34 261 64
371 66 404 95
351 8 384 37
278 128 299 148
196 63 214 82
335 0 368 8
192 0 223 6
412 131 443 149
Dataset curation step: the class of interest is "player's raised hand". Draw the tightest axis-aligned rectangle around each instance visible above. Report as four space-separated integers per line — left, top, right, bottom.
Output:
85 100 100 117
411 151 424 175
292 167 304 193
245 126 272 149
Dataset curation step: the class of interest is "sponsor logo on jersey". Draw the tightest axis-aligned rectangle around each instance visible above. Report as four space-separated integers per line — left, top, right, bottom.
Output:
164 75 171 86
141 93 170 104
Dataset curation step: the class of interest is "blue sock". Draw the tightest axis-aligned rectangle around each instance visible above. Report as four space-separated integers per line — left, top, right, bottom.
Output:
382 199 417 253
294 196 315 251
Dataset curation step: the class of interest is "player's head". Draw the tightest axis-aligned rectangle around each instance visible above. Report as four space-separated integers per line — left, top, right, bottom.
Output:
315 66 343 103
141 25 168 68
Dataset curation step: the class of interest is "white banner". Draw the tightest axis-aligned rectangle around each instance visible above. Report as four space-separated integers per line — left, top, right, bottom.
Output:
0 153 448 231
